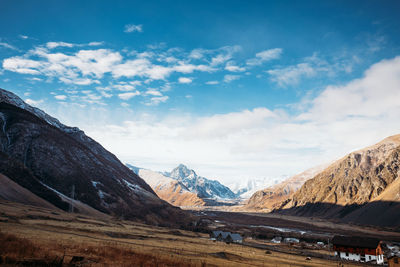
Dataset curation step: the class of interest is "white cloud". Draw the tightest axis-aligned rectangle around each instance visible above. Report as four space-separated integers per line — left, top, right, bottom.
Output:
145 89 162 96
224 74 240 83
178 77 192 84
76 56 400 184
124 24 143 33
118 91 140 100
225 61 245 72
3 57 42 74
19 35 29 39
1 42 237 91
46 41 75 49
88 41 104 46
3 47 123 85
246 48 282 66
54 95 67 100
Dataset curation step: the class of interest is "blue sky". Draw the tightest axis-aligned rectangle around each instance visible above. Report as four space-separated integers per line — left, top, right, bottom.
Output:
1 0 400 185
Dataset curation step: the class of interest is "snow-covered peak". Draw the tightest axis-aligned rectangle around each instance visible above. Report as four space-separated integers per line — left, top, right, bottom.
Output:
165 164 236 199
168 164 197 180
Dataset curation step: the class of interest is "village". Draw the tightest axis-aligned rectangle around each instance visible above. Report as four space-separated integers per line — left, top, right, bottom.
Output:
208 229 400 266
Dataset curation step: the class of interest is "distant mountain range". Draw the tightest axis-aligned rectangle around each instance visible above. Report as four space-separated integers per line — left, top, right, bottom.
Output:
229 176 289 199
0 88 190 226
165 164 237 199
127 164 205 207
128 164 236 207
244 164 328 211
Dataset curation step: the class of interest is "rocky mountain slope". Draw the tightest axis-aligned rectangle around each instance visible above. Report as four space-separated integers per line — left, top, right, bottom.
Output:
244 164 328 211
276 135 400 227
127 165 205 207
165 164 236 199
0 88 190 226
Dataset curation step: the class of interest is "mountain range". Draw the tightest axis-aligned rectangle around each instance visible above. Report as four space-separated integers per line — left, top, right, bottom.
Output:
229 176 289 199
127 164 237 207
244 164 328 211
0 88 190 226
165 164 236 199
127 164 205 207
274 134 400 227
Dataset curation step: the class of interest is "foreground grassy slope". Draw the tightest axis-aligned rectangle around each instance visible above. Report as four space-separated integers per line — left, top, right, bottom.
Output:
0 200 359 267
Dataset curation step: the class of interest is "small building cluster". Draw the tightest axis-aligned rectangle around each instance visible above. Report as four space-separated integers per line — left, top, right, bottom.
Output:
270 236 300 244
332 235 384 265
210 231 243 244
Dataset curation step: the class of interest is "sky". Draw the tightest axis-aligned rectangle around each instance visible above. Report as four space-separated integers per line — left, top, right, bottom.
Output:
1 0 400 186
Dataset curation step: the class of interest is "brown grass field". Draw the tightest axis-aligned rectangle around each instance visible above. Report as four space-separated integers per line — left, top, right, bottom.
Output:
0 200 363 266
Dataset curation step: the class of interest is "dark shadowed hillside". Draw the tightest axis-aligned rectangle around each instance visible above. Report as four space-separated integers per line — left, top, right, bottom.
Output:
0 88 191 226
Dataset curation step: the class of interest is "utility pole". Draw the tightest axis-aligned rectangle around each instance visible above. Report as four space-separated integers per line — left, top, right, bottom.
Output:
69 184 75 213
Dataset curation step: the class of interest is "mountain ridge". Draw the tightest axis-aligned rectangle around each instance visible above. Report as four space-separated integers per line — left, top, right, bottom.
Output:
275 134 400 227
0 88 190 226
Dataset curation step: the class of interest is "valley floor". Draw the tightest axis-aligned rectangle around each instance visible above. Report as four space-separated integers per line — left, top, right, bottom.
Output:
192 210 400 243
0 200 363 267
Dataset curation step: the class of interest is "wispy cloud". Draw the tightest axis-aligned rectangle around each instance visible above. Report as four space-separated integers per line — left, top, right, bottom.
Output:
224 74 240 83
124 24 143 33
246 48 282 66
267 63 315 86
46 41 75 49
88 41 104 46
145 95 169 106
0 42 18 50
206 81 219 85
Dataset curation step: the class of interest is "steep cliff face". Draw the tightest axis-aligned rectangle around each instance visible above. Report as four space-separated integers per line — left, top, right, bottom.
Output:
276 135 400 226
245 164 327 211
0 88 190 226
128 165 205 207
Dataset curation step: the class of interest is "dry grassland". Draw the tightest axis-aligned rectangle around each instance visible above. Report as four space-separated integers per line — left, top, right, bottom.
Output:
0 201 361 266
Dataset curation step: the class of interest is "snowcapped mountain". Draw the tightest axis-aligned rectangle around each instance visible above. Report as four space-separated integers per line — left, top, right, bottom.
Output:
229 176 289 199
165 164 236 199
126 164 205 207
